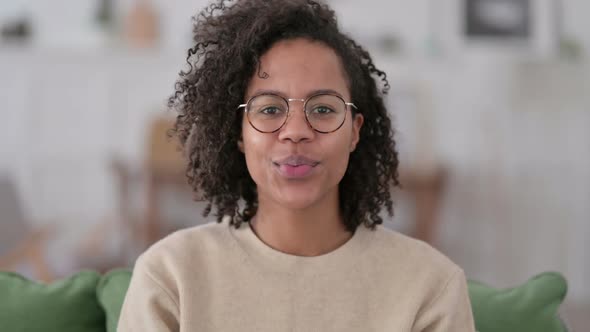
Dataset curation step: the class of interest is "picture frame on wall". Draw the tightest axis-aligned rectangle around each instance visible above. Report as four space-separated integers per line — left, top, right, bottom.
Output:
432 0 559 58
465 0 531 40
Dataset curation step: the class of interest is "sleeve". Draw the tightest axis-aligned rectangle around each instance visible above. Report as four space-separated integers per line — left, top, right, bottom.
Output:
412 268 476 332
117 256 180 332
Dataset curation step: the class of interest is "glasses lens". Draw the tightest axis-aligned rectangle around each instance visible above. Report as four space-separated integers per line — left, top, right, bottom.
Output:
305 94 347 133
247 95 288 132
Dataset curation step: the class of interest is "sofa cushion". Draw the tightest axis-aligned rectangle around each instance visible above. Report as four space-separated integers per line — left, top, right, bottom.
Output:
0 270 105 332
468 271 568 332
97 269 132 332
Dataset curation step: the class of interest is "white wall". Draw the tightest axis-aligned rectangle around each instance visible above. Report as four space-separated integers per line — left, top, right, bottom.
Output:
3 1 590 55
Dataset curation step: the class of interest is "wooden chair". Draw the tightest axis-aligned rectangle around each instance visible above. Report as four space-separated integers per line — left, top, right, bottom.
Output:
142 116 194 246
111 115 200 254
0 176 54 282
398 167 447 245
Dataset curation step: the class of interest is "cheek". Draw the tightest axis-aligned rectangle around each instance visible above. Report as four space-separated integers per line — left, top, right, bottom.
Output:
322 135 353 180
241 123 271 181
331 146 351 179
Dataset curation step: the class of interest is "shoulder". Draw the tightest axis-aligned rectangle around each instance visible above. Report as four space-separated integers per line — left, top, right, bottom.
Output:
365 225 463 283
360 225 468 309
373 225 458 268
126 219 240 305
134 220 232 278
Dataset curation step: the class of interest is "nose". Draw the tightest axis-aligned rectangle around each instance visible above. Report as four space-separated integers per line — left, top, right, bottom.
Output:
277 101 315 143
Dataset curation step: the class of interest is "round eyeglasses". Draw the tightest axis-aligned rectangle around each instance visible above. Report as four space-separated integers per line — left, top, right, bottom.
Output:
237 93 357 134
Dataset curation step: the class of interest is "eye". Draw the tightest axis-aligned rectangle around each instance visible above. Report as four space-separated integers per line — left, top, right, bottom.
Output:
311 106 335 115
260 106 283 115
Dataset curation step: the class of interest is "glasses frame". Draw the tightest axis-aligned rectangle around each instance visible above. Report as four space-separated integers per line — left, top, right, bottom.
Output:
237 92 358 134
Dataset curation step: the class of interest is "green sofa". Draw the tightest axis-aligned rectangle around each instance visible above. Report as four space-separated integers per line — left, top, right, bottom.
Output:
0 269 569 332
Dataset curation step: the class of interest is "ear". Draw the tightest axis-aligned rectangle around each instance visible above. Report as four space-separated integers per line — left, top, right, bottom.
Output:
350 113 364 152
237 138 244 152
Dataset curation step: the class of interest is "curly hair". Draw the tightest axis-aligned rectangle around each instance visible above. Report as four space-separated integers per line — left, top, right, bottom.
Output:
168 0 399 232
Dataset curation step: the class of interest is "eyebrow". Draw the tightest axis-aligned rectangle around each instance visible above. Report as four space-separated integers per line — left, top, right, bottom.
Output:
248 89 344 99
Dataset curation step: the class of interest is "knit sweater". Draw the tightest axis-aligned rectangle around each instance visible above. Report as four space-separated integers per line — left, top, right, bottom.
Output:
118 219 475 331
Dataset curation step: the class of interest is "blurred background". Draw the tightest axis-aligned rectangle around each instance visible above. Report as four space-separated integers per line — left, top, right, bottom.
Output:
0 0 588 328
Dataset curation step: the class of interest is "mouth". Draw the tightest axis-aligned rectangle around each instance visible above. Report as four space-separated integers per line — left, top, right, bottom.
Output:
274 155 320 167
273 155 320 179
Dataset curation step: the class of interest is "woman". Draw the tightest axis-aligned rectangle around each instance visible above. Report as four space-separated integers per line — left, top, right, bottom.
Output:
118 0 475 331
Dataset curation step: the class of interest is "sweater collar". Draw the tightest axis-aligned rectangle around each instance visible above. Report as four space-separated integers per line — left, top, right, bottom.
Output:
227 217 373 274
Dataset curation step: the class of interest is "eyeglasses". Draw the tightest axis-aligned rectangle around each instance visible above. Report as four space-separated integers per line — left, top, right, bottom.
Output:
237 93 357 133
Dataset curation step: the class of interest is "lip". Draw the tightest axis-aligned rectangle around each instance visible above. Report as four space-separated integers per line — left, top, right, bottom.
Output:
274 155 320 167
273 155 320 179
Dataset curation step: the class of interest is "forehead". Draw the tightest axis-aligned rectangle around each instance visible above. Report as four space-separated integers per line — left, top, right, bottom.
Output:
246 38 350 99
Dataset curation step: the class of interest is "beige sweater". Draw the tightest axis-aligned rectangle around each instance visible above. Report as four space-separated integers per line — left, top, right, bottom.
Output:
118 219 475 331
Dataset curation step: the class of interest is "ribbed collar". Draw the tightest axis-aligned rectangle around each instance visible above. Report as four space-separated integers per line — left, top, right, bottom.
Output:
227 217 374 275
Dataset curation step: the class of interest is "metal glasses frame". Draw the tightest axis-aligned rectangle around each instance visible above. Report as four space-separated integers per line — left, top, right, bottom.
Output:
237 92 357 134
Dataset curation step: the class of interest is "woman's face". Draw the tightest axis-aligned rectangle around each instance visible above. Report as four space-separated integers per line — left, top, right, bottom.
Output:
240 38 363 210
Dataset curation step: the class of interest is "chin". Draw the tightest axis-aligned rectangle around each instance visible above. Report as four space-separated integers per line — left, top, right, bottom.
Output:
279 199 319 211
272 186 328 210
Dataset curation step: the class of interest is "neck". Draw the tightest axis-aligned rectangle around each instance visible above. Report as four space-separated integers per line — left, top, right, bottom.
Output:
251 190 353 257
